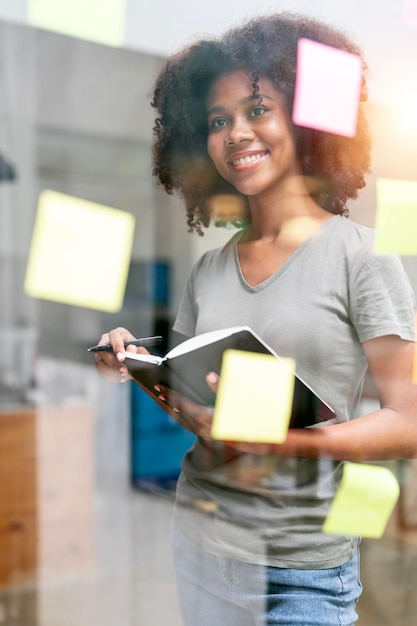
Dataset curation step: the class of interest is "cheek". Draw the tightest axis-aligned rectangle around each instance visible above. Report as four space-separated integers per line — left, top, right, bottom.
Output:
207 133 224 158
206 137 216 161
207 140 225 175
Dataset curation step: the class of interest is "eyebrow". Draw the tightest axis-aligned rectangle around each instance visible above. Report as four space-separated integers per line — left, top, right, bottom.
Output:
207 93 274 116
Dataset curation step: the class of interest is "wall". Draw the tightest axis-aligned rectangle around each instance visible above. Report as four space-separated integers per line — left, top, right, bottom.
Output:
0 21 195 365
1 19 416 367
1 18 416 483
349 100 417 294
0 21 194 484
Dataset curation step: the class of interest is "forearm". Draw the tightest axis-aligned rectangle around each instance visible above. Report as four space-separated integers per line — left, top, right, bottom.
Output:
281 407 417 461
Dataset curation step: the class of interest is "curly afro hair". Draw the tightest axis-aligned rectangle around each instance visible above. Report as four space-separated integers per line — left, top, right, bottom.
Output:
151 12 371 234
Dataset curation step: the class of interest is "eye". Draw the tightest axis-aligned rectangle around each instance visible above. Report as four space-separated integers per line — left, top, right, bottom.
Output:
208 117 229 130
249 106 267 118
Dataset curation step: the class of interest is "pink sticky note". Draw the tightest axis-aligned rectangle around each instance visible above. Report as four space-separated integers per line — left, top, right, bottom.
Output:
292 38 363 137
402 0 417 26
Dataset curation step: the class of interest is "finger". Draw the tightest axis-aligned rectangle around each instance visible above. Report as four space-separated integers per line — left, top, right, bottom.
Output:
206 371 219 393
170 406 212 439
155 385 214 434
108 327 136 362
155 385 199 415
94 347 123 370
94 358 130 383
169 406 196 433
157 386 213 427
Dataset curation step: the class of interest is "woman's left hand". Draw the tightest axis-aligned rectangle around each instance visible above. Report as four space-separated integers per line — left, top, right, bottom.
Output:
156 371 219 439
157 371 293 455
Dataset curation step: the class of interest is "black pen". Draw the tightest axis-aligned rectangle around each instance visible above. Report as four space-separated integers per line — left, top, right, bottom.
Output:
87 335 163 353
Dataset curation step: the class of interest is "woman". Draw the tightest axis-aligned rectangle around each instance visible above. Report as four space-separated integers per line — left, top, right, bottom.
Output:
94 13 417 625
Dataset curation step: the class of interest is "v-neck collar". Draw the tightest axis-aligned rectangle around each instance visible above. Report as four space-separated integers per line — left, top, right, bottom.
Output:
233 215 338 293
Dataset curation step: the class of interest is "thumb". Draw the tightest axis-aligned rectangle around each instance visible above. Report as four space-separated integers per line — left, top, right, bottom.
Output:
206 371 219 393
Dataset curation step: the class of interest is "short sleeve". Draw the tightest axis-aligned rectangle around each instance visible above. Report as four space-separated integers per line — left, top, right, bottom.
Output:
349 248 416 343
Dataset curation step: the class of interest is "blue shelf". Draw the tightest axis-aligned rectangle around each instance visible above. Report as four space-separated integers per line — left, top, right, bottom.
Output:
130 383 196 481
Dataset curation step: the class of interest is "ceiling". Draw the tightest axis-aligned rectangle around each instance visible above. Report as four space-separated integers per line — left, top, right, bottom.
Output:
0 0 416 108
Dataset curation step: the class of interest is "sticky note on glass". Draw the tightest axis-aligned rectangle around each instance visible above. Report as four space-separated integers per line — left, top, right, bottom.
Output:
28 0 126 47
211 350 296 443
292 38 362 137
323 462 400 538
24 190 135 312
374 178 417 255
402 0 417 27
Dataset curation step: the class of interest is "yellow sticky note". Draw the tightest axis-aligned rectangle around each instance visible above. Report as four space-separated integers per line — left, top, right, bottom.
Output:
323 462 400 538
24 190 135 312
211 350 296 443
374 178 417 255
28 0 126 47
292 38 362 137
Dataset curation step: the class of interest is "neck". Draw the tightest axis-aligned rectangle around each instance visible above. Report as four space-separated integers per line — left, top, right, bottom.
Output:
246 177 330 241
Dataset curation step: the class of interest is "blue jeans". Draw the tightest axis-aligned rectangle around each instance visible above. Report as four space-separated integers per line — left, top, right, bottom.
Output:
171 521 362 626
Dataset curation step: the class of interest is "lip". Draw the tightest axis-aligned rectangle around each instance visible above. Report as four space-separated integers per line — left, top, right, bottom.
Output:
228 150 268 171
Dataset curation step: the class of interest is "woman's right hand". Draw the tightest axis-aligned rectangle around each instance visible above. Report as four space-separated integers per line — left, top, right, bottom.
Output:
93 326 149 383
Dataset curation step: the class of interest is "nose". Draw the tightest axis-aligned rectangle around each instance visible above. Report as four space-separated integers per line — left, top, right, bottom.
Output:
225 118 254 146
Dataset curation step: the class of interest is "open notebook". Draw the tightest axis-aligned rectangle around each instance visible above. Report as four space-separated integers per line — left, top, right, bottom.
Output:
124 326 335 429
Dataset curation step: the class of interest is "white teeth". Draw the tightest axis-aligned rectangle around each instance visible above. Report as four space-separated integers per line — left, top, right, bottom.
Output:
233 154 263 166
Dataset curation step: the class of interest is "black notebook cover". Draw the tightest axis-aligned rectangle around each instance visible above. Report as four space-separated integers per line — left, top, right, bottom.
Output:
124 326 335 429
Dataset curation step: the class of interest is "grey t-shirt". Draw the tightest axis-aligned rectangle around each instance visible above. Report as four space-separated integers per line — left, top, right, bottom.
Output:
172 215 416 568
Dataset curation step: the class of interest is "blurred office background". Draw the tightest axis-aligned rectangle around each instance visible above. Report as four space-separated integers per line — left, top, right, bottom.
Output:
0 1 417 624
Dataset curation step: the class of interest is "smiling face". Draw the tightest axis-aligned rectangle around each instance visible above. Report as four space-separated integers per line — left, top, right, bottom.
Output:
206 71 301 200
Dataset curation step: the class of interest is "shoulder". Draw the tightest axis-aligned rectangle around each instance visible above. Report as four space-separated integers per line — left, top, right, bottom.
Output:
327 216 392 270
311 216 376 268
190 229 242 275
328 215 375 250
324 217 414 297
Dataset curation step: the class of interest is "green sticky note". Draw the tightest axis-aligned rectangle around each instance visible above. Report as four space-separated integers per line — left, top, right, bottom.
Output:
211 350 296 443
323 462 400 538
28 0 126 47
374 178 417 255
24 190 135 312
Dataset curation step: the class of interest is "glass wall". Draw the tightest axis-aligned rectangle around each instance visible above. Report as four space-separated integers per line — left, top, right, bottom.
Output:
0 13 417 626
